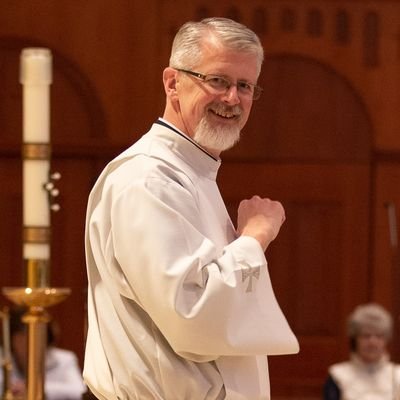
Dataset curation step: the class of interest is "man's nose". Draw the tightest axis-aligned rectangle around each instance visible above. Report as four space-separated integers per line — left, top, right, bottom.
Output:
221 84 241 105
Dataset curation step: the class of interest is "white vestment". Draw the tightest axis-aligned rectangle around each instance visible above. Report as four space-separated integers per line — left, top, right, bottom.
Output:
329 354 400 400
84 119 299 400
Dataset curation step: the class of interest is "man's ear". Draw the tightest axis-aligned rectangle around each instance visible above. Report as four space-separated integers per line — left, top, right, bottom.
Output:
163 67 179 99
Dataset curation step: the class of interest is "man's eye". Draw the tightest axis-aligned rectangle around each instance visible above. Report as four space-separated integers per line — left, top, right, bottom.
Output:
206 76 229 88
238 81 252 92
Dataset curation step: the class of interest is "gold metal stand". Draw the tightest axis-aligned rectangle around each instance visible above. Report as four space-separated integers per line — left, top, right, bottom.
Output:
2 261 70 400
2 47 67 400
1 360 14 400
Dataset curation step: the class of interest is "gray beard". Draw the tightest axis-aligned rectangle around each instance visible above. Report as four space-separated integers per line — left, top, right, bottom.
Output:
193 115 241 153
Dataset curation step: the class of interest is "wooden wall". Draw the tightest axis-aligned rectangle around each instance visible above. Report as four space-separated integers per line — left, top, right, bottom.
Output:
1 1 400 398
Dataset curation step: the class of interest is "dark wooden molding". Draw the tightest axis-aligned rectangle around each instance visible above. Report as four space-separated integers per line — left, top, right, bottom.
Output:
374 150 400 163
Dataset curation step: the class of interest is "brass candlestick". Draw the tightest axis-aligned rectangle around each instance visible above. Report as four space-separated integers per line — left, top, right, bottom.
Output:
3 262 70 400
1 47 69 400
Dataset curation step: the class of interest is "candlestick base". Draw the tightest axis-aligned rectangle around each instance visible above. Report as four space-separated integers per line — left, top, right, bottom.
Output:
2 287 71 400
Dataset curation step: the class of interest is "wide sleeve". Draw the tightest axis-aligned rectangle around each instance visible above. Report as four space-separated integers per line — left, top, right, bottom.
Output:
107 175 299 361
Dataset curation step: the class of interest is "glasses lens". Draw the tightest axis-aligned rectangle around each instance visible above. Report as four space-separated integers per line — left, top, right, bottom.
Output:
185 69 262 101
205 76 230 92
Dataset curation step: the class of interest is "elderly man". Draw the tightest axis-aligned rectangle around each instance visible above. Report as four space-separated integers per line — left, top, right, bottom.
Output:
84 17 299 400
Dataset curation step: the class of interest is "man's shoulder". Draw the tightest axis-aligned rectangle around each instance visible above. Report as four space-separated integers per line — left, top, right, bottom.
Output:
108 131 194 185
90 124 199 201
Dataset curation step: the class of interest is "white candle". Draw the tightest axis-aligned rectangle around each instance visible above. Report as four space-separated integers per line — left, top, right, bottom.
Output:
20 48 52 143
20 48 52 260
1 309 11 362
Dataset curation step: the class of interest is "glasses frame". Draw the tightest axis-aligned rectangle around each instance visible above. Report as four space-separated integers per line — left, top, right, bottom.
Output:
175 68 263 101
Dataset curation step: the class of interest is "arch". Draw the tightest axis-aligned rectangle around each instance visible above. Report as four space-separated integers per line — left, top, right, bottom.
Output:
0 36 107 146
226 52 373 163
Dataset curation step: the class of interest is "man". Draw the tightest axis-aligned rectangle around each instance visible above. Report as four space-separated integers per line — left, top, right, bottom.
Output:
84 17 299 400
323 303 400 400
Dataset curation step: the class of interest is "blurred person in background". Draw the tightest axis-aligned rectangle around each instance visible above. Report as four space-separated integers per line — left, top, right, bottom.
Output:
0 306 86 400
323 302 400 400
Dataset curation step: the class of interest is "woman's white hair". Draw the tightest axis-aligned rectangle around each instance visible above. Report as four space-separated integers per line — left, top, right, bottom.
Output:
169 17 264 75
347 303 393 340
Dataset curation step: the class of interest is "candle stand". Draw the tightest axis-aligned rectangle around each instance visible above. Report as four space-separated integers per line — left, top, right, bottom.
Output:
1 47 69 400
2 262 70 400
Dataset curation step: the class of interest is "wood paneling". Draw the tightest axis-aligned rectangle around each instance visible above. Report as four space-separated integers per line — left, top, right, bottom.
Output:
372 162 400 360
219 163 370 396
0 1 400 398
226 53 371 162
0 158 24 287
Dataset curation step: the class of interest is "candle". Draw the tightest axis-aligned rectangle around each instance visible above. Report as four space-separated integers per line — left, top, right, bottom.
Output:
20 48 52 144
20 48 52 260
1 308 11 362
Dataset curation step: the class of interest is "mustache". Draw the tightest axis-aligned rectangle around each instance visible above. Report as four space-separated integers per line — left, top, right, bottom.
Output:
208 103 242 117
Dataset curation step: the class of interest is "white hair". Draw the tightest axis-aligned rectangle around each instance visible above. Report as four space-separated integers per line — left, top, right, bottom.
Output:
169 17 264 75
347 303 393 340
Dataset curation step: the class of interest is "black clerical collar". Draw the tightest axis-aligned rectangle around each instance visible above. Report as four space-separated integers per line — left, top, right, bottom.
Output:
155 118 219 162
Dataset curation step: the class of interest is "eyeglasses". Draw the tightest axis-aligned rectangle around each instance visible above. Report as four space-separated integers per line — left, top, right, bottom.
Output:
175 68 263 101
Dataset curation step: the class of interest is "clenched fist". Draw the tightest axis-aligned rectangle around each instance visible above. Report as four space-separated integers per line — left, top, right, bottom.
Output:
236 195 286 251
